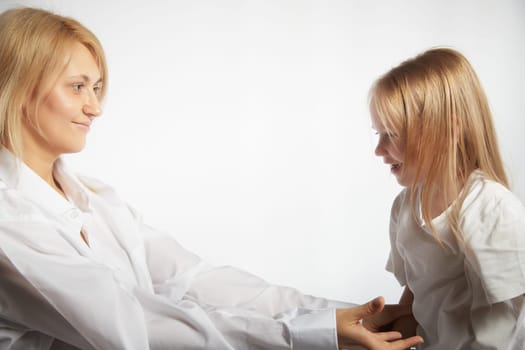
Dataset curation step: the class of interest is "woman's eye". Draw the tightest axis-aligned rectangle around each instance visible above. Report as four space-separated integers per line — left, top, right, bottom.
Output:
72 83 84 92
93 85 102 96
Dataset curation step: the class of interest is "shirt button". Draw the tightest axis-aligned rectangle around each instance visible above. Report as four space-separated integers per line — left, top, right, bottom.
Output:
70 210 80 219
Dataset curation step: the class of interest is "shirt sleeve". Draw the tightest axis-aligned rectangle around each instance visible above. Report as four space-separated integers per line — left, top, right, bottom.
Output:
138 214 350 350
461 184 525 348
463 186 525 304
385 192 407 287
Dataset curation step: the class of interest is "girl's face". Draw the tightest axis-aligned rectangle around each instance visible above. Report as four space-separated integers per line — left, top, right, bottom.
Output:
372 113 415 187
23 42 102 159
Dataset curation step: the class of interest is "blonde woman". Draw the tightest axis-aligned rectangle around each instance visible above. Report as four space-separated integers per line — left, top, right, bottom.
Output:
0 7 422 350
369 47 525 349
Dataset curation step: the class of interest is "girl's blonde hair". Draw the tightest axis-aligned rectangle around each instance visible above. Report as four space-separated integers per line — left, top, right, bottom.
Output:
0 7 107 157
369 48 508 242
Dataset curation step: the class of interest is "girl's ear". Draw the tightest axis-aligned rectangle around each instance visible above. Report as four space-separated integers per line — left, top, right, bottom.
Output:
22 97 34 123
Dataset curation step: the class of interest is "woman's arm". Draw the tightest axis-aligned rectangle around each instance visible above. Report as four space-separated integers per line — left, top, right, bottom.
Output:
139 216 423 349
140 220 343 349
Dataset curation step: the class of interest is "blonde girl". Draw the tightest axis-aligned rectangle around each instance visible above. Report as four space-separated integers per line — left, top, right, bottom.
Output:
369 47 525 349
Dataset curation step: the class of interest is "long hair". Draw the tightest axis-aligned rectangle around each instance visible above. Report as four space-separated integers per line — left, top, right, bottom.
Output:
0 7 107 157
369 48 508 242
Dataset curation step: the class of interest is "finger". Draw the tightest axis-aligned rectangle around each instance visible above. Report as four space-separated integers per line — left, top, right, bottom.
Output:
389 336 424 350
349 296 386 320
338 323 378 349
374 331 402 341
369 296 385 314
382 303 412 320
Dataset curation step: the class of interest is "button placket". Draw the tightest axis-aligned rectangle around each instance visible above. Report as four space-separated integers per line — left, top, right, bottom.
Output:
60 208 90 246
69 209 80 219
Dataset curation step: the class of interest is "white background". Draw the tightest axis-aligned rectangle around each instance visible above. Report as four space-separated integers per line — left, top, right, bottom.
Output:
2 0 524 304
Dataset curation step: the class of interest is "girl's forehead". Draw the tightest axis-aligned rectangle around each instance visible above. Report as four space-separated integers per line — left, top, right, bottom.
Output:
370 112 382 129
370 110 393 131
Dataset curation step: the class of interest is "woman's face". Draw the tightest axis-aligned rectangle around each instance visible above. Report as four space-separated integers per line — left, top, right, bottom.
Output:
371 112 415 187
23 42 103 159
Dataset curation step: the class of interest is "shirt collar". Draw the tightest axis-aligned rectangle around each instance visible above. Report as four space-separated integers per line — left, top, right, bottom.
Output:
54 158 92 212
0 147 91 216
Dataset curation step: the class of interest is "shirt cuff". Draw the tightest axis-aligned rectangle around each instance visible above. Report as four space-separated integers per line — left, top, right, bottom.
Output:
289 308 338 350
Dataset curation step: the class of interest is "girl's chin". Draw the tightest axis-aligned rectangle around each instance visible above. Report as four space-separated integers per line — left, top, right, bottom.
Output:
393 173 412 187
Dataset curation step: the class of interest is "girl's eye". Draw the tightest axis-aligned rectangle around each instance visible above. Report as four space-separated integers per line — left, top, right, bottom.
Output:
376 132 394 139
384 131 398 139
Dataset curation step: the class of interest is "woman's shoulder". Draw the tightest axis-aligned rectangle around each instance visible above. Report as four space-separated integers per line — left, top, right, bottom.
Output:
75 174 127 207
0 183 42 222
53 160 123 210
76 174 115 193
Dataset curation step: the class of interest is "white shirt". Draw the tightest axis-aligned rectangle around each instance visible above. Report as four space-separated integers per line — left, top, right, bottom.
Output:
0 148 349 350
387 171 525 349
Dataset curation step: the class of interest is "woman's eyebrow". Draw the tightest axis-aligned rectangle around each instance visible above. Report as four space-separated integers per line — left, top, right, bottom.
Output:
68 75 103 84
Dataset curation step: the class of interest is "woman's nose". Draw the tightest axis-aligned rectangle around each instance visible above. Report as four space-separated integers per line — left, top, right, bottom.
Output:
83 95 102 117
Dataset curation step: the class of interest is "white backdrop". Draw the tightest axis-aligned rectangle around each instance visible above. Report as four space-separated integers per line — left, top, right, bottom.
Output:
2 0 524 304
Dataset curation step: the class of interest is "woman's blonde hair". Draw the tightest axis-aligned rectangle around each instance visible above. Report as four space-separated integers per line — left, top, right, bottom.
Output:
0 7 107 157
369 48 508 242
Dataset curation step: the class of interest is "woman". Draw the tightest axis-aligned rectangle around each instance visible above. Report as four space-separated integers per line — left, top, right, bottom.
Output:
0 7 422 350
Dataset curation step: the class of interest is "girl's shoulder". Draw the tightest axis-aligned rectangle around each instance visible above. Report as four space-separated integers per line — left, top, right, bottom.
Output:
392 187 409 203
464 171 525 222
390 188 411 218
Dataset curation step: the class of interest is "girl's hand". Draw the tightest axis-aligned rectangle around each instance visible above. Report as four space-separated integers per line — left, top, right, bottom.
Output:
362 301 413 333
336 296 423 350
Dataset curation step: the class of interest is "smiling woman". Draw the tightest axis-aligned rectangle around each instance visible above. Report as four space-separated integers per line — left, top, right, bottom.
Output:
0 7 423 350
0 7 106 197
23 43 103 166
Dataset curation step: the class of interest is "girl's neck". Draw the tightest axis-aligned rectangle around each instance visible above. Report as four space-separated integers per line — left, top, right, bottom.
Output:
424 182 462 220
428 195 447 219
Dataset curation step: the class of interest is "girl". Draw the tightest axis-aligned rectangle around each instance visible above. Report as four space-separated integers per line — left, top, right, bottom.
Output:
369 47 525 349
0 6 422 350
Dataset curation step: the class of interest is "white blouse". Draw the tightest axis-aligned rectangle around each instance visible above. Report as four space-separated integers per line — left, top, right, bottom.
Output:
0 148 348 350
387 172 525 349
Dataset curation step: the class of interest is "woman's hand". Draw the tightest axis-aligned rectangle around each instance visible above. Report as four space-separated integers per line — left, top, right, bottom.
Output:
336 296 423 350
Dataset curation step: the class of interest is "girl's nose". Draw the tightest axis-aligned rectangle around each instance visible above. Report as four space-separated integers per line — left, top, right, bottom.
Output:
375 140 385 157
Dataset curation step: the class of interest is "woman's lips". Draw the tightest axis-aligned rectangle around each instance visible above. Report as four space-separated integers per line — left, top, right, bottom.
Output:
72 121 91 130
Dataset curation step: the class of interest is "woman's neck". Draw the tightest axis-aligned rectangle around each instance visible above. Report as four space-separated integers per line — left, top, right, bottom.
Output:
17 145 65 198
28 154 65 195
